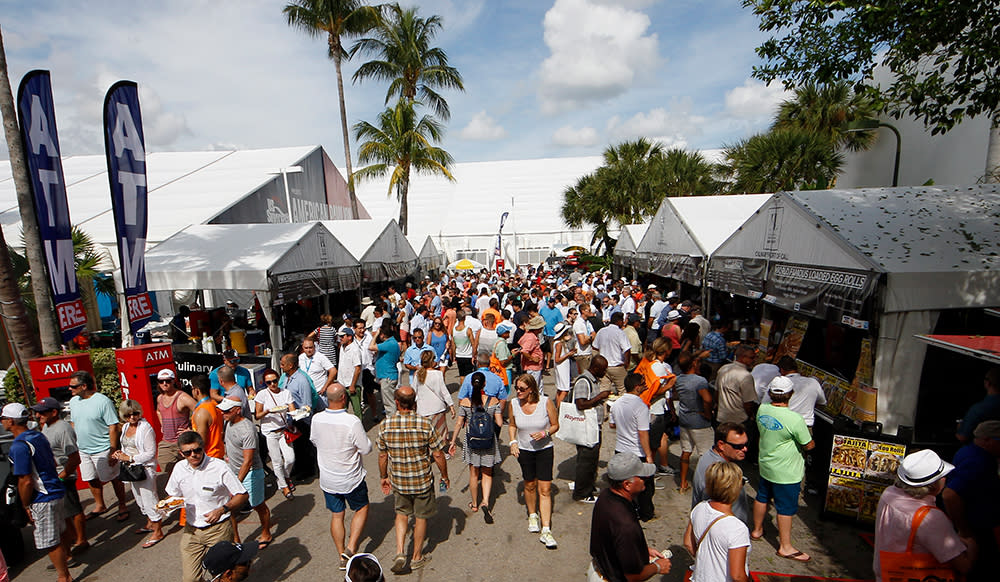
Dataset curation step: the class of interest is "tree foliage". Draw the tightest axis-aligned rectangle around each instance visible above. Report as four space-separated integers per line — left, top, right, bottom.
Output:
723 128 843 194
744 0 1000 133
773 81 878 152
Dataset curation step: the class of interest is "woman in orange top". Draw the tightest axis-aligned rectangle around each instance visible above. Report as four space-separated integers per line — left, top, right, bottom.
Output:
189 375 225 459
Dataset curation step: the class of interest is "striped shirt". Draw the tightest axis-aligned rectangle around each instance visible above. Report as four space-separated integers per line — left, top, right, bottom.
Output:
375 410 443 495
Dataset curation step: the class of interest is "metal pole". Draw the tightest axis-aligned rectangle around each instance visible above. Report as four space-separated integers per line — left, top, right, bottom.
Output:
880 122 902 187
511 197 518 269
282 169 293 223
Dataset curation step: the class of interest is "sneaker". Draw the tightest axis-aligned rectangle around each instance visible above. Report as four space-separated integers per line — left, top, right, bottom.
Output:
527 513 541 533
576 495 598 504
566 481 575 491
656 465 676 476
539 529 558 549
654 478 666 490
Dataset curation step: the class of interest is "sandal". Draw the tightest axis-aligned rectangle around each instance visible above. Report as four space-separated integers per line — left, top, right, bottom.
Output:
481 505 494 524
142 537 164 549
467 502 479 512
116 510 131 522
258 539 273 550
776 550 811 562
282 487 294 499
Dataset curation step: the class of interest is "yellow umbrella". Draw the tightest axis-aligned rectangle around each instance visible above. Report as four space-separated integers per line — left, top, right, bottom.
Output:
447 258 486 270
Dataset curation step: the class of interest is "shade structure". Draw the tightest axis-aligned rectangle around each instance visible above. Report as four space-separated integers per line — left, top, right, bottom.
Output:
915 334 1000 365
635 194 771 286
408 235 445 275
322 219 418 283
613 223 648 275
448 258 486 271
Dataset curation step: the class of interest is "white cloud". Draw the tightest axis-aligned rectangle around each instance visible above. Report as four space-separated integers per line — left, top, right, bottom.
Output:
724 79 789 121
538 0 659 113
459 111 507 141
551 125 599 147
605 104 705 149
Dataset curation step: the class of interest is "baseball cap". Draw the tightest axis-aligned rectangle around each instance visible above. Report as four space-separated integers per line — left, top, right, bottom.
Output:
627 313 640 324
767 376 794 395
338 327 355 337
157 369 176 380
29 397 62 413
217 398 241 412
973 419 1000 439
1 402 29 420
496 322 516 336
607 452 655 480
203 541 258 578
897 449 954 487
222 349 239 360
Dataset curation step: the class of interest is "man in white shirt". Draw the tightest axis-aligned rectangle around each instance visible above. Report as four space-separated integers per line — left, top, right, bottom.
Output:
761 356 827 428
311 385 373 570
299 339 336 397
592 312 632 395
337 329 364 419
609 373 656 521
689 305 711 346
574 303 597 374
359 297 376 329
166 431 248 582
619 286 636 315
647 291 666 345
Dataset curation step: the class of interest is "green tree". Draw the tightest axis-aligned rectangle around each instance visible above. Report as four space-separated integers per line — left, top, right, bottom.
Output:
596 138 668 226
352 3 465 120
353 99 455 234
561 173 616 256
744 0 1000 181
723 128 843 194
283 0 380 219
653 148 725 197
774 81 878 152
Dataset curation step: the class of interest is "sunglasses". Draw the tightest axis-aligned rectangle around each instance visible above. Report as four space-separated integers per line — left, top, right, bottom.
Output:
726 441 749 450
158 379 173 384
125 412 142 418
265 379 279 385
515 385 530 392
68 383 84 389
180 447 204 457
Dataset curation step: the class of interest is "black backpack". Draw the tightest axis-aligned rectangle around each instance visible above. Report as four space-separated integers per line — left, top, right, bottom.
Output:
466 404 495 450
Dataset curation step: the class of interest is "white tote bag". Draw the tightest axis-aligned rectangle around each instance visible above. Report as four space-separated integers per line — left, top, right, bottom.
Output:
557 401 599 447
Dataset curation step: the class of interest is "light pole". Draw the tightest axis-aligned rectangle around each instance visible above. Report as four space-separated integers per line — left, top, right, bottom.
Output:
267 166 303 222
844 119 902 187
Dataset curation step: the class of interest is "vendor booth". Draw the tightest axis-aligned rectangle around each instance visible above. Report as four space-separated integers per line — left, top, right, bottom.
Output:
323 219 418 285
408 235 447 278
144 221 361 364
612 223 648 281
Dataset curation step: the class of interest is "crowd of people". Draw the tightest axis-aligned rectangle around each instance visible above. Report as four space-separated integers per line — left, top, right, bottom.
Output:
4 267 999 582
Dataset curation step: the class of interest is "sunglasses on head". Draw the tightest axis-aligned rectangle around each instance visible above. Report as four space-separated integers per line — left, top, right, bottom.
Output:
181 447 203 457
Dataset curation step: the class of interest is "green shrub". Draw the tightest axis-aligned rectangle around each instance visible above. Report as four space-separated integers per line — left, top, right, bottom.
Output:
3 348 121 406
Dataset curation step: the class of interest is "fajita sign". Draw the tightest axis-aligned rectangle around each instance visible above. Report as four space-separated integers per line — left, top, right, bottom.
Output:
103 81 153 340
16 70 87 342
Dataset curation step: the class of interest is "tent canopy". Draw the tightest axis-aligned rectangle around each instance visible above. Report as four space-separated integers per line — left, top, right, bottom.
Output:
144 222 359 293
323 219 418 282
408 235 445 273
636 194 770 286
916 334 1000 365
614 224 648 256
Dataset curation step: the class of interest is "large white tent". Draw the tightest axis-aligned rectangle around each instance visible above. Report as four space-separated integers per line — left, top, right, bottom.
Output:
408 234 446 275
612 223 648 278
635 194 771 286
707 185 1000 433
144 222 360 356
323 219 418 283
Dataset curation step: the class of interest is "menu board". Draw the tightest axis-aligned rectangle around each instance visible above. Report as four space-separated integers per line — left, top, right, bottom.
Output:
773 316 809 361
756 319 773 365
797 358 878 423
826 434 906 522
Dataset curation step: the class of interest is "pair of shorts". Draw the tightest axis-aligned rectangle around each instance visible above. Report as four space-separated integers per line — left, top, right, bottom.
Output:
679 426 714 455
324 480 370 513
755 477 801 516
61 477 83 518
456 357 474 376
157 440 182 470
30 498 66 549
78 449 120 483
517 446 554 482
242 468 266 508
393 487 436 519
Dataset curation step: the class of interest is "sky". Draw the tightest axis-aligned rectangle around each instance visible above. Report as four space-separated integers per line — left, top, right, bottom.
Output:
0 0 791 167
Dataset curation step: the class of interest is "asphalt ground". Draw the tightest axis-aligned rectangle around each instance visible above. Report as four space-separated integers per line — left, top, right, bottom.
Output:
10 368 875 581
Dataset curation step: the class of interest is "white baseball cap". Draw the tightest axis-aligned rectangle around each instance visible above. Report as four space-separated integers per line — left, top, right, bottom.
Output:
1 402 28 419
217 398 241 412
767 376 795 395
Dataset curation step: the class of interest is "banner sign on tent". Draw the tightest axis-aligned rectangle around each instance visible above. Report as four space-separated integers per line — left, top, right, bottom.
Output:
764 262 877 322
103 81 153 340
16 70 87 343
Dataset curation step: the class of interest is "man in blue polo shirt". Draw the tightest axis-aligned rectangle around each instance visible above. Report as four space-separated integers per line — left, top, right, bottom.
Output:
538 294 564 370
3 403 70 580
209 350 253 402
457 351 507 402
403 328 435 385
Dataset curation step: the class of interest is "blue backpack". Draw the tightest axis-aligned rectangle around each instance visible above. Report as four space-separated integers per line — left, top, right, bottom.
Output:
466 404 495 450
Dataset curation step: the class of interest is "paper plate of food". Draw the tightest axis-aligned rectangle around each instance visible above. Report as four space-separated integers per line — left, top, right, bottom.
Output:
155 496 184 515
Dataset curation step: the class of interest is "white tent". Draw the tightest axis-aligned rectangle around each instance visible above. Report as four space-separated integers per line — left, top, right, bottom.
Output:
707 186 1000 433
635 194 771 286
323 219 418 283
407 235 446 275
144 222 360 356
613 223 648 278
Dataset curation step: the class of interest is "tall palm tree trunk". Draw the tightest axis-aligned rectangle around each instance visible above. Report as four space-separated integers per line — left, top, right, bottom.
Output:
397 175 409 235
0 26 52 364
331 37 360 219
986 117 1000 183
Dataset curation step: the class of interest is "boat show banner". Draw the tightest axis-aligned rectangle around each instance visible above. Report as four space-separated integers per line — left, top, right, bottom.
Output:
103 81 153 340
16 70 87 343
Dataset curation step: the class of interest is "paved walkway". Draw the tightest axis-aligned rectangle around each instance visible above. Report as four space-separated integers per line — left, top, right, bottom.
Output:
11 369 875 581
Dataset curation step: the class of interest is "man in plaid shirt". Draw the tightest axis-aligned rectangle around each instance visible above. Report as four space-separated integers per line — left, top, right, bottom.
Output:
377 386 450 574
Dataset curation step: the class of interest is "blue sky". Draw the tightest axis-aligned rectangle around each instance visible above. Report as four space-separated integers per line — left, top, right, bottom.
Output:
0 0 790 166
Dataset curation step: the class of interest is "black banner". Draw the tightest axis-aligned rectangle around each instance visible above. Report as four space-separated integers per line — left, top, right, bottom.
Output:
764 262 878 324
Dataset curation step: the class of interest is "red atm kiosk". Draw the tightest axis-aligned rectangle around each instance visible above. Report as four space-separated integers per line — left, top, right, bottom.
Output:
28 353 95 403
115 343 176 443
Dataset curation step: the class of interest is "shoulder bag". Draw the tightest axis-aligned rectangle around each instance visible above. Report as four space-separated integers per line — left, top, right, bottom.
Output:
879 505 959 582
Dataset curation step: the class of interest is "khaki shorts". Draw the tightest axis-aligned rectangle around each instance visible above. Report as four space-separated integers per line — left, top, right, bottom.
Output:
393 487 437 519
679 426 714 455
158 440 183 473
79 449 120 483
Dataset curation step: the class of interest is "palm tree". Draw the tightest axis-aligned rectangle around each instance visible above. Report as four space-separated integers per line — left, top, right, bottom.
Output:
351 4 464 121
561 173 616 256
283 0 379 220
0 27 45 368
353 99 455 234
774 81 879 152
597 138 667 225
723 128 843 194
653 148 724 197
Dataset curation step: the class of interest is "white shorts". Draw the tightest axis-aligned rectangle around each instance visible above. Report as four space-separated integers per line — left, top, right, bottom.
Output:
679 426 714 455
78 449 121 483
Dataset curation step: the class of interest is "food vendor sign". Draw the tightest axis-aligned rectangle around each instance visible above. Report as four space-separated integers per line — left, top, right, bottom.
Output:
825 434 906 523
